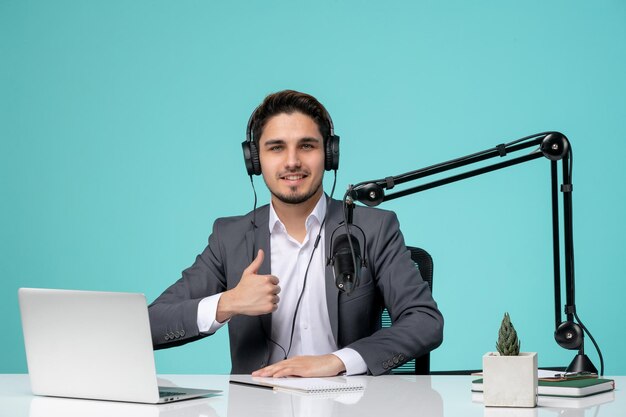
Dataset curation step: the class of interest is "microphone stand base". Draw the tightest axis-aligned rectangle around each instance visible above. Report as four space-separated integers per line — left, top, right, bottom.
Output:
565 353 598 374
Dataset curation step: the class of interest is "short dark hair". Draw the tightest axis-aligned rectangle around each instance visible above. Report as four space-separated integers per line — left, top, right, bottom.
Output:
250 90 331 146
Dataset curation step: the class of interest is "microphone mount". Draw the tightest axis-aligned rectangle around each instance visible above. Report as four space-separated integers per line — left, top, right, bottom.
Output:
346 131 602 375
329 192 367 296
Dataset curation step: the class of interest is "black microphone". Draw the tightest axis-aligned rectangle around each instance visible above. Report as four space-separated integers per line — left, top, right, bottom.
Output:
331 233 362 295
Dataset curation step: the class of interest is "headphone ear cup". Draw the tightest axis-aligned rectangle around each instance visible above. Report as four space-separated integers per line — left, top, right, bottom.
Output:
325 135 340 171
242 140 262 176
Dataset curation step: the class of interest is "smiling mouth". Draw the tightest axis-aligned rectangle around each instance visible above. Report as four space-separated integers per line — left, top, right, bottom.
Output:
280 173 308 181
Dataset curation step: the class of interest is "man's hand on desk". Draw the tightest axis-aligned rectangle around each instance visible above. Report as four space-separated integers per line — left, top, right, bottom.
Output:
251 354 346 378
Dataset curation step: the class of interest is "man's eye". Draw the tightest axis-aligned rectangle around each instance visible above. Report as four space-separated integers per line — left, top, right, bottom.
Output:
270 146 283 151
301 144 314 150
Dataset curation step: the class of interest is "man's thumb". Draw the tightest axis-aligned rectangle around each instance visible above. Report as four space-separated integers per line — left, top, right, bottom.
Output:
245 249 264 274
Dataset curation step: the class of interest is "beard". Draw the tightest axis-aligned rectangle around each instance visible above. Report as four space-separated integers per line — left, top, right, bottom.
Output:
268 179 323 205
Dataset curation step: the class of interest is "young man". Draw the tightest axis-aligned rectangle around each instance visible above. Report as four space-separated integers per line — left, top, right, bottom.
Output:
148 90 443 376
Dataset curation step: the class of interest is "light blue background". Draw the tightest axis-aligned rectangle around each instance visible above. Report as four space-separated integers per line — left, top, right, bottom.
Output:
2 1 625 375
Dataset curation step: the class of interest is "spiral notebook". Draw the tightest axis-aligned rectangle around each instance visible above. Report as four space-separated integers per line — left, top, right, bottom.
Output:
230 375 365 394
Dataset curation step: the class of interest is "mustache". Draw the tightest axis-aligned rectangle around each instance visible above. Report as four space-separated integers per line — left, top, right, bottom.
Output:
277 170 310 178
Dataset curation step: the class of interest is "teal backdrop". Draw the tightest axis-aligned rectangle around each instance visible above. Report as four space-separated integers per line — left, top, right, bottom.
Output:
2 1 625 375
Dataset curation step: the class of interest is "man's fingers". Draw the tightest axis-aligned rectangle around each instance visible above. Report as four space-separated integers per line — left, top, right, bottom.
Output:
269 277 280 290
251 355 346 378
252 364 278 377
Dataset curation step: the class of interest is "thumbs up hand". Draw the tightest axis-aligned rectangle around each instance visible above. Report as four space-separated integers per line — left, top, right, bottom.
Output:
216 250 281 322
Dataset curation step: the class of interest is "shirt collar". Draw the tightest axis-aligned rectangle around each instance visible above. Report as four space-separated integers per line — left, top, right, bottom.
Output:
269 193 327 235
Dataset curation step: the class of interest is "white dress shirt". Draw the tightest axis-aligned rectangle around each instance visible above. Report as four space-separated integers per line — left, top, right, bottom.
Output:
197 195 367 375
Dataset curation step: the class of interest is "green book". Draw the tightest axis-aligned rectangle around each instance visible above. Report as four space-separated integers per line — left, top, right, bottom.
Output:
471 377 615 398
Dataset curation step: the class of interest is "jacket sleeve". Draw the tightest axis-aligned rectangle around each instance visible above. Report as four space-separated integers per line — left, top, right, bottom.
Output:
148 219 229 349
346 210 444 375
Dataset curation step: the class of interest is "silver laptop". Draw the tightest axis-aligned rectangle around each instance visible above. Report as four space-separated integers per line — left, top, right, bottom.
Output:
18 288 221 404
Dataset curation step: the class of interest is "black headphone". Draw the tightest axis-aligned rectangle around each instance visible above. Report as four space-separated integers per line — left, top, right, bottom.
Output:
241 106 340 176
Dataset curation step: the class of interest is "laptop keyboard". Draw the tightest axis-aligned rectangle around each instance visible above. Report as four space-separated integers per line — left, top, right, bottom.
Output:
159 390 185 398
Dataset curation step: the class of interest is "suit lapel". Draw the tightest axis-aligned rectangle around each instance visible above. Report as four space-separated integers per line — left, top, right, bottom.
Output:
246 206 273 341
325 198 343 345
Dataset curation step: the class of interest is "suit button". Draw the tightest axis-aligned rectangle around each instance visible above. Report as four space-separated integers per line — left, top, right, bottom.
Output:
399 354 405 361
174 331 180 338
180 330 185 337
164 334 170 341
382 362 388 370
393 357 399 364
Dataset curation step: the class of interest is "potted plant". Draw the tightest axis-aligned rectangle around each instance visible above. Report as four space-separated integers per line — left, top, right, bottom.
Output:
482 312 538 407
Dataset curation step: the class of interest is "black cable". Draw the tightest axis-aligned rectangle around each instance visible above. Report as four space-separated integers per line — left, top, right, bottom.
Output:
249 176 289 358
342 188 359 292
350 132 553 193
394 132 549 182
261 241 319 362
344 133 554 293
265 171 338 360
563 148 604 375
574 311 604 376
282 171 337 358
284 236 322 358
283 171 337 357
249 175 258 254
569 146 573 184
504 131 554 147
568 149 604 375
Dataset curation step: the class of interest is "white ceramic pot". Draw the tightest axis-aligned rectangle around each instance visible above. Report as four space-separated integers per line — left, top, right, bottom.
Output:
482 352 538 407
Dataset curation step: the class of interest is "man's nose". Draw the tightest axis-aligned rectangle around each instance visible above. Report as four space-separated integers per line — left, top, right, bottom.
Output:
285 148 301 169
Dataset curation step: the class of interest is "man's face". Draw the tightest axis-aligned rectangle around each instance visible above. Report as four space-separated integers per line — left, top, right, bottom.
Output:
258 112 325 206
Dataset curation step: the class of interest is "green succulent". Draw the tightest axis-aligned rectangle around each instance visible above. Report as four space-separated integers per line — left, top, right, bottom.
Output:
496 312 520 356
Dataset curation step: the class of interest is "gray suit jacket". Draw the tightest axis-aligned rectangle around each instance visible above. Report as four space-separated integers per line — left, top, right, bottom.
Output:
148 198 443 375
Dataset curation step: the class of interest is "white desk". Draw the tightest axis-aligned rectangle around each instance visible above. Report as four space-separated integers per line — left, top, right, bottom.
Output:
0 374 622 417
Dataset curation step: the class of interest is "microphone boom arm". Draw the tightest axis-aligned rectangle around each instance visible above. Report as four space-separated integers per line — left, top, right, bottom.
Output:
347 131 601 374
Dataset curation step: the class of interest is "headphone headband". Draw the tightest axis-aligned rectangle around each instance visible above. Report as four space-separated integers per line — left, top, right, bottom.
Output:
242 105 340 176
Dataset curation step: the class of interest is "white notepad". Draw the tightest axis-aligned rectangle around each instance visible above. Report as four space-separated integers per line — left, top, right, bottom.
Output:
230 375 365 394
